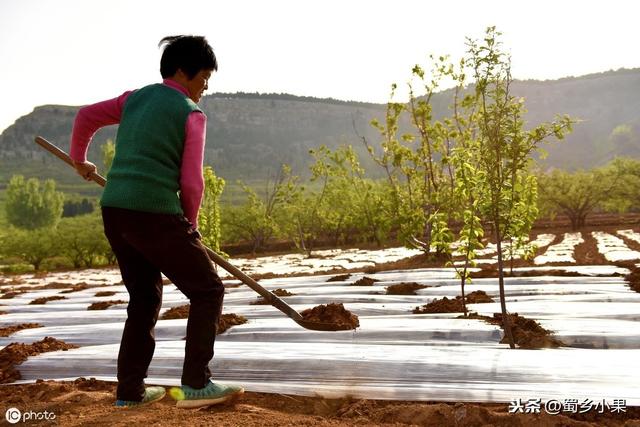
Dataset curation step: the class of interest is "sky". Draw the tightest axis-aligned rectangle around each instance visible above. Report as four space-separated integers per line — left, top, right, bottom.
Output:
0 0 639 133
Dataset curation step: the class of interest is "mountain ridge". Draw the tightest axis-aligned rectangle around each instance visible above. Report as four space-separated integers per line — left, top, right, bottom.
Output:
2 68 639 183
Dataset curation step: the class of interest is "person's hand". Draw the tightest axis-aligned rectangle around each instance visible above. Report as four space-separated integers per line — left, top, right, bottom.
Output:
192 228 202 240
73 160 97 181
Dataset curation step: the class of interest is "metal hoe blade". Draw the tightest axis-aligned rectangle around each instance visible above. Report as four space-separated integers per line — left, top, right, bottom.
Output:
34 136 352 332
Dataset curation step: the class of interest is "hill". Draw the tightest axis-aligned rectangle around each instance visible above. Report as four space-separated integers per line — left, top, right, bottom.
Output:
1 68 639 184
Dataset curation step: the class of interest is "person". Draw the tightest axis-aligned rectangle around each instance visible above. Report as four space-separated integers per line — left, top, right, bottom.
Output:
69 35 243 408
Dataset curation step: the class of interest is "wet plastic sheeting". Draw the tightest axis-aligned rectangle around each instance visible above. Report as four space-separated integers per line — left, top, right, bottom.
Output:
4 265 640 404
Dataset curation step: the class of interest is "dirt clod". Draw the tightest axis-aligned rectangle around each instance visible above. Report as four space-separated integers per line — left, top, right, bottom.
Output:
326 274 351 282
300 303 359 329
217 313 248 335
160 304 190 320
87 300 127 310
465 290 494 303
466 312 565 349
386 282 430 295
351 276 379 286
60 283 91 294
0 323 43 337
94 291 117 297
161 305 247 335
29 296 67 305
0 337 78 383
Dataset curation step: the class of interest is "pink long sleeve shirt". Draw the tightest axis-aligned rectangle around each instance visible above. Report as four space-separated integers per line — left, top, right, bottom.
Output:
70 79 206 228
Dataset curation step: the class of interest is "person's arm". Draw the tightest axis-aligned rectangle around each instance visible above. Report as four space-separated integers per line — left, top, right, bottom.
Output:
70 91 131 178
180 112 207 229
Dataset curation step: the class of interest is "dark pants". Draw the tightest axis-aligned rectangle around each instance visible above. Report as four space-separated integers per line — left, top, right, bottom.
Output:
102 207 225 401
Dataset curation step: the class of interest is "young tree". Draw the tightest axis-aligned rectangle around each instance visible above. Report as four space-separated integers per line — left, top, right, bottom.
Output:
468 27 574 347
101 139 116 173
225 166 290 254
198 166 226 253
5 175 64 230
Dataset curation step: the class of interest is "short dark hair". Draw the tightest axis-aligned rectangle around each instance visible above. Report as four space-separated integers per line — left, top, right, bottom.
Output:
159 35 218 79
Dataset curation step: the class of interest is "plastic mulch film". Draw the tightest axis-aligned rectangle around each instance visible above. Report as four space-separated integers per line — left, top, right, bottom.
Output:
2 264 640 404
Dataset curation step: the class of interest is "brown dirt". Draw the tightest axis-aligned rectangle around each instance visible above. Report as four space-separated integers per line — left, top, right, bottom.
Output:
364 252 451 274
40 281 76 289
94 291 117 297
0 337 78 383
87 300 127 310
414 297 464 314
464 290 494 303
300 303 360 329
414 291 493 314
29 295 67 305
1 290 25 299
351 276 379 286
160 305 247 335
60 283 91 294
0 379 637 426
624 265 640 293
251 288 295 305
0 323 43 337
386 282 430 295
326 273 352 282
468 266 614 278
466 312 565 349
160 304 190 320
217 313 248 335
574 230 610 265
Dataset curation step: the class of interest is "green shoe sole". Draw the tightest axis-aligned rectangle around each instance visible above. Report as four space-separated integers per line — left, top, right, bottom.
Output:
175 387 244 409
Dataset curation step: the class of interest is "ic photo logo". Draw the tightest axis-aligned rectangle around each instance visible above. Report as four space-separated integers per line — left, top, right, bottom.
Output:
5 407 56 424
5 407 21 424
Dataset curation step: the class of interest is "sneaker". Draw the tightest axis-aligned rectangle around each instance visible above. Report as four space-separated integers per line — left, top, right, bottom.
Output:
172 380 244 408
114 386 166 407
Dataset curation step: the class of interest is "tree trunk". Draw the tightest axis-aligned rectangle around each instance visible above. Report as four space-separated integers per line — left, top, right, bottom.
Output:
496 237 516 349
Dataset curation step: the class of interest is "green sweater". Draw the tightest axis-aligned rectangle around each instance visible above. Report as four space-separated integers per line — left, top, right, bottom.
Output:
101 84 201 214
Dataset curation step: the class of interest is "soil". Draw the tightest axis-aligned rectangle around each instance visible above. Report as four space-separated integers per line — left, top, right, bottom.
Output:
0 323 43 337
466 313 565 349
217 313 248 335
1 291 25 299
464 290 494 303
469 267 595 278
351 276 379 286
59 283 91 294
413 291 493 314
624 265 640 293
386 282 430 295
29 295 67 305
414 297 464 314
573 230 610 265
326 273 352 282
87 300 127 310
0 379 637 427
160 304 190 320
94 291 117 297
0 337 78 383
250 288 295 305
159 305 248 335
300 303 360 329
